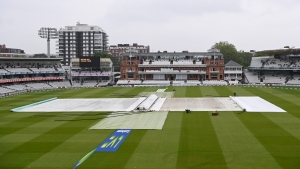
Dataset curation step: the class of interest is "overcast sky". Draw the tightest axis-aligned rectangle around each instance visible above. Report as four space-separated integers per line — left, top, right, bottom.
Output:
1 0 300 54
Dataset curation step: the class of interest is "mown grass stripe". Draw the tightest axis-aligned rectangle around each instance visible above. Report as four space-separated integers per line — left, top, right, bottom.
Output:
114 87 151 98
0 116 52 137
84 87 118 98
211 112 282 169
213 86 234 97
186 86 202 97
176 112 228 169
236 113 300 169
212 86 281 168
268 87 300 98
0 90 82 136
0 114 95 168
173 86 186 97
226 86 255 96
124 112 183 169
200 86 219 97
263 113 300 141
165 86 175 92
59 88 109 98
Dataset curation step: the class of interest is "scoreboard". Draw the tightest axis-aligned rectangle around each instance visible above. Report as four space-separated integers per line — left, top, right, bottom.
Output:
79 57 100 68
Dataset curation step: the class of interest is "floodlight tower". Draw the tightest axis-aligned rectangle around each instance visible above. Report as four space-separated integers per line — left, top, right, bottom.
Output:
38 27 58 57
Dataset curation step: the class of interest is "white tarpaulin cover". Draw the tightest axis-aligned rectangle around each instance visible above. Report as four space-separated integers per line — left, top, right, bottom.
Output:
13 96 285 113
230 96 286 112
137 94 158 110
90 111 168 129
14 98 146 112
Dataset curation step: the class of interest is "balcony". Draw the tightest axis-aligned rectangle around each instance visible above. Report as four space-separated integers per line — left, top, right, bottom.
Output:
224 70 243 74
210 70 219 73
138 70 206 74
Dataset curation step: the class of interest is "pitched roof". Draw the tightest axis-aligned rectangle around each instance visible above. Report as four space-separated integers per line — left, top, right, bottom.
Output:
225 60 242 67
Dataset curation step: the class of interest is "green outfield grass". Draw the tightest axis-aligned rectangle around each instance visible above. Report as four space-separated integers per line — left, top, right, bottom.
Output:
0 86 300 169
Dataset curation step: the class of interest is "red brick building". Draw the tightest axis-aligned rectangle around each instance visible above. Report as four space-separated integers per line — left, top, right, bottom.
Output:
109 43 150 69
0 44 26 57
120 50 225 81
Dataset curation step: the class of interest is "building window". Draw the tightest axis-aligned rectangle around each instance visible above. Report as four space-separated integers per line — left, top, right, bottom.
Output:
128 73 134 78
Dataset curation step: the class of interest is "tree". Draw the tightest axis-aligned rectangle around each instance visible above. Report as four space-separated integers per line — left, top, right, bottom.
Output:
13 55 26 58
213 41 252 67
253 52 269 57
213 41 239 63
93 51 113 60
237 51 252 67
32 53 47 58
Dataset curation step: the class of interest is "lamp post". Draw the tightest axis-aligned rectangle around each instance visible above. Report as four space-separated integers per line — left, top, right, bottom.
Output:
38 27 58 58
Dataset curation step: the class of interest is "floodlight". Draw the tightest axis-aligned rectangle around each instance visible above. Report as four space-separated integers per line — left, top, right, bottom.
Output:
38 27 58 57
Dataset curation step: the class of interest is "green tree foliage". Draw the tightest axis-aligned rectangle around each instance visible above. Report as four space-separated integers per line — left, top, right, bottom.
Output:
253 52 269 57
13 55 26 58
214 41 238 63
213 41 252 68
93 51 113 60
237 51 253 67
32 53 47 58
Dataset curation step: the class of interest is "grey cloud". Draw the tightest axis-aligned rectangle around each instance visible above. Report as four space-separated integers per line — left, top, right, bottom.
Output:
1 0 300 54
103 0 242 24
